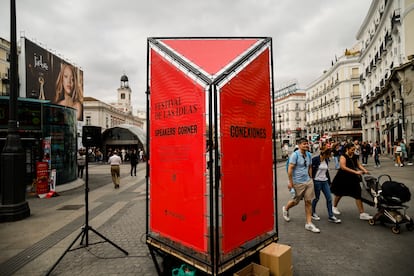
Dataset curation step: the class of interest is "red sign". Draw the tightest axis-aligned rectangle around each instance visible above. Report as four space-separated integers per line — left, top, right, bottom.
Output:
36 161 49 195
149 50 207 252
220 49 274 253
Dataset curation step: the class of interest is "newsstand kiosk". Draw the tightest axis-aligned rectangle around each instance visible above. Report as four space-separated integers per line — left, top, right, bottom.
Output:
146 37 278 275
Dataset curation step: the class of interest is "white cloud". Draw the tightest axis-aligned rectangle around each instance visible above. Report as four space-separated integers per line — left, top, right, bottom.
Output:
0 0 372 111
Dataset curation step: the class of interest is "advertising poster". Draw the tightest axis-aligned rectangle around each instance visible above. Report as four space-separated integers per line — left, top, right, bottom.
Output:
36 161 49 195
24 38 84 121
219 49 274 253
149 49 207 252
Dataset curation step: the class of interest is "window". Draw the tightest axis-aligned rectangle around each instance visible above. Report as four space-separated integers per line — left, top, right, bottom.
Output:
86 116 91 125
121 93 125 100
351 67 359 78
352 84 359 95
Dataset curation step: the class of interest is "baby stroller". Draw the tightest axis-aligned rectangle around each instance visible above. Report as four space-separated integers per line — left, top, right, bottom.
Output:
361 174 414 234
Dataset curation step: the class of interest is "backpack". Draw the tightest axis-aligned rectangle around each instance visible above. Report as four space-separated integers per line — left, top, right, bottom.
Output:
286 150 312 172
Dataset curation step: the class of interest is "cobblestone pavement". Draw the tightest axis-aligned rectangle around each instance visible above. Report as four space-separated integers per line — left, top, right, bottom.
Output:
0 156 413 275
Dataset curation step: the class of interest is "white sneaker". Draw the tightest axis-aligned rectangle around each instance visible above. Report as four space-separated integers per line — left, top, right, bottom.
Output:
328 216 342 223
305 223 320 233
395 164 398 167
333 207 341 215
360 212 373 220
311 213 321 221
282 206 290 222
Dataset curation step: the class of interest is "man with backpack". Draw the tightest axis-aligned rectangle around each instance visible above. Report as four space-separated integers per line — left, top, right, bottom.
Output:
282 138 320 233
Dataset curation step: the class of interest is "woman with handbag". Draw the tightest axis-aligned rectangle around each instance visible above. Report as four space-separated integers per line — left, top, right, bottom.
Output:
330 143 372 220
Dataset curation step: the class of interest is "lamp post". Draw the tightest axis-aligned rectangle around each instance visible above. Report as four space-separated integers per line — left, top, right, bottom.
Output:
278 114 282 145
375 100 384 143
0 0 30 222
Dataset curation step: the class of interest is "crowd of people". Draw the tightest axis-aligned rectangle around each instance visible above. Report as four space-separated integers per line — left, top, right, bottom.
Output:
282 137 414 233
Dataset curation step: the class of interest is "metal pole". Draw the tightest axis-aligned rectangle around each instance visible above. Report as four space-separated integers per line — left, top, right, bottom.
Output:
0 0 30 222
278 114 282 145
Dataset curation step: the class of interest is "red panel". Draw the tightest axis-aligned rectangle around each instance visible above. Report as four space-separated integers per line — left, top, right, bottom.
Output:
149 49 207 252
161 39 259 75
220 49 274 253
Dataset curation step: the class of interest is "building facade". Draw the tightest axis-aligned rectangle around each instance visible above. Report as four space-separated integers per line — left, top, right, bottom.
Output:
357 0 414 152
83 74 144 130
0 37 10 96
83 97 144 130
274 82 307 145
305 50 362 142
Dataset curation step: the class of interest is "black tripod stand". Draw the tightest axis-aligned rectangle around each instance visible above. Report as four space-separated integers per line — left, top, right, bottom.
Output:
46 146 128 275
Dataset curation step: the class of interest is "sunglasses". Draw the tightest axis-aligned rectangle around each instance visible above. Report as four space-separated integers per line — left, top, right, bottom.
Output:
302 155 307 167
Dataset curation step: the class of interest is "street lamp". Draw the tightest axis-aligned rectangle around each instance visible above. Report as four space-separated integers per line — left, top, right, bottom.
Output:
278 114 282 145
0 0 30 222
375 100 384 143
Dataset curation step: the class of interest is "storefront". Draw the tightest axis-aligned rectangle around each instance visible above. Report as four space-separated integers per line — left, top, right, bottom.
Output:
0 97 77 188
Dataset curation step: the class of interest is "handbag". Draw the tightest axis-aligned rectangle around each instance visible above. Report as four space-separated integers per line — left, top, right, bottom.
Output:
172 264 196 276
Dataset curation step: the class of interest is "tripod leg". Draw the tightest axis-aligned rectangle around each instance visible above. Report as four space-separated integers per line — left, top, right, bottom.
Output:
79 226 88 246
46 229 85 276
89 226 129 255
148 246 162 276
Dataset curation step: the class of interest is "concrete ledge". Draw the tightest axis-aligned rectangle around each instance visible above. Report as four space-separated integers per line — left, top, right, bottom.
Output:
55 178 84 193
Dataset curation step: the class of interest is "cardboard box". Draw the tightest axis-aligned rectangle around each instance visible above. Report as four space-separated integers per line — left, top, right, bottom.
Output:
234 262 270 276
259 243 292 276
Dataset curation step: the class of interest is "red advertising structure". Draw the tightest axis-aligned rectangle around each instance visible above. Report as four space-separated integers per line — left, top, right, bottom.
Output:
146 37 278 275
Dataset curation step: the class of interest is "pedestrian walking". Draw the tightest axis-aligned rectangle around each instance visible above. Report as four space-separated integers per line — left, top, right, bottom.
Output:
373 141 381 168
282 138 320 233
408 139 414 165
130 149 139 176
354 139 361 161
311 147 341 224
361 141 371 166
330 143 372 220
139 148 144 162
77 149 86 178
394 141 403 167
332 142 341 170
108 150 122 189
400 140 407 165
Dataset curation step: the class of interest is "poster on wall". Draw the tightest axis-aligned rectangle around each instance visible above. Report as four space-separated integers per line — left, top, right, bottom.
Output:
23 38 84 121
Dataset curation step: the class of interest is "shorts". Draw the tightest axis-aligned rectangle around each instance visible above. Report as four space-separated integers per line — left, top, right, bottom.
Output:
292 179 315 203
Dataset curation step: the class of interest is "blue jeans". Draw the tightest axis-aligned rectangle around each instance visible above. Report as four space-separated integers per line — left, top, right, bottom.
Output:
334 156 340 169
312 180 334 218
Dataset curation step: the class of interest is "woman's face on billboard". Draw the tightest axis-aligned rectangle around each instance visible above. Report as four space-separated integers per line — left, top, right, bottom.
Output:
63 66 74 95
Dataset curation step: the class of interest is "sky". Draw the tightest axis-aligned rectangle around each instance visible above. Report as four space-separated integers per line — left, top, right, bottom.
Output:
0 0 372 113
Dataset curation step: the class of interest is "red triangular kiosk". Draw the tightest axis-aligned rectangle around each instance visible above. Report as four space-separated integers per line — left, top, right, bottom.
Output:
146 37 277 275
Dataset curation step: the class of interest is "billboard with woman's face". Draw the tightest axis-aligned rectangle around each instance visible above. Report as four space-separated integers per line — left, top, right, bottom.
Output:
22 38 84 121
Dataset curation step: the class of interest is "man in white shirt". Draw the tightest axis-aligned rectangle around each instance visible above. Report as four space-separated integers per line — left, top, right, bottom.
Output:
108 151 122 189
